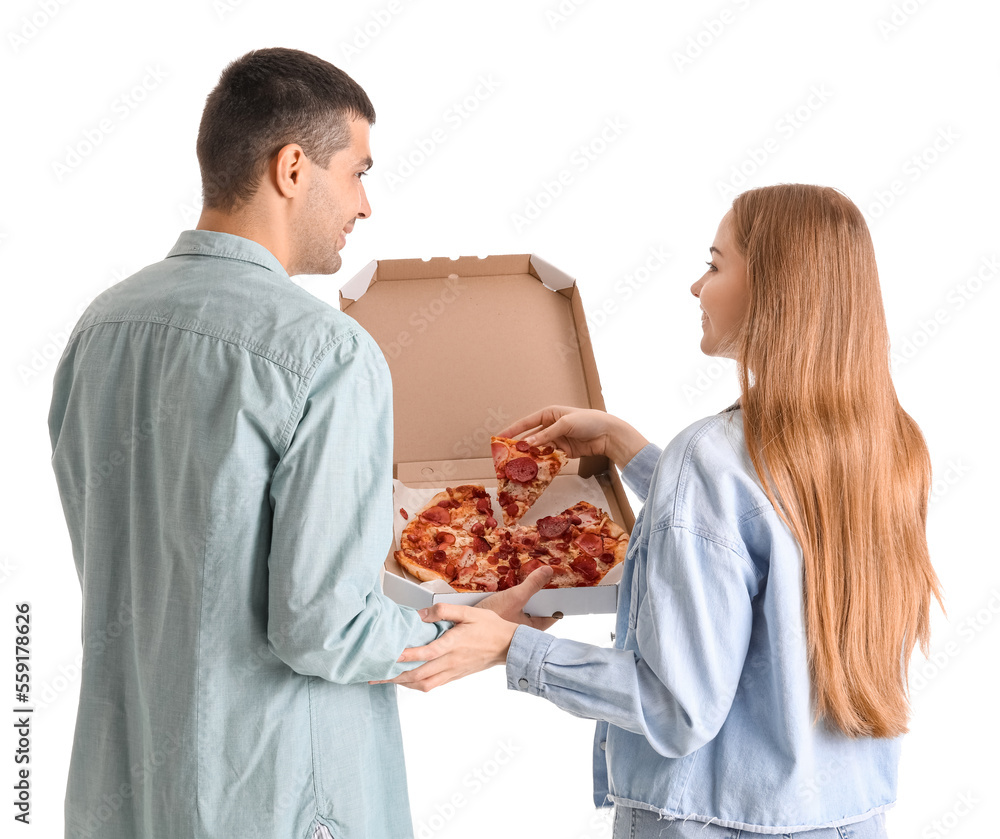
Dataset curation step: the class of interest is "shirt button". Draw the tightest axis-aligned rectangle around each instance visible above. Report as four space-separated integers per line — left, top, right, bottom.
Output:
600 740 607 751
517 678 529 690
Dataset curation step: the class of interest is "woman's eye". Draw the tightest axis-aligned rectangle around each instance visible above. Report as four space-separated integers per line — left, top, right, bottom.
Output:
705 261 717 272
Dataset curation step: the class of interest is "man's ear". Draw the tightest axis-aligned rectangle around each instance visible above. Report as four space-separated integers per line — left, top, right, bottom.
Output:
273 144 308 199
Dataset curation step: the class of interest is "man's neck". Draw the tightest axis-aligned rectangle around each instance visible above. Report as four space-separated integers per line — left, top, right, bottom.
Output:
196 207 290 271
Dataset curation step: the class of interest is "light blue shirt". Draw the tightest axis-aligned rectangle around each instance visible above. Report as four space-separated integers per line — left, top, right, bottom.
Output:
506 410 900 833
48 230 445 839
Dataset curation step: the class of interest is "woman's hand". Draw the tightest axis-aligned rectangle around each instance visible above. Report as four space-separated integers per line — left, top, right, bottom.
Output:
373 566 554 692
498 405 649 468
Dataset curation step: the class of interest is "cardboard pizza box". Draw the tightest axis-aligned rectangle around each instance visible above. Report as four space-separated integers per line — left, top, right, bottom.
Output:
339 254 636 616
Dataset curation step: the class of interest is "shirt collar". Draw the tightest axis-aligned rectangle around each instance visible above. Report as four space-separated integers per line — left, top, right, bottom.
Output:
166 230 289 278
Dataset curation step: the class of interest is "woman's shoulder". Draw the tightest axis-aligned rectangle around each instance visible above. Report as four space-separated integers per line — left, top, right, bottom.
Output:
651 407 775 532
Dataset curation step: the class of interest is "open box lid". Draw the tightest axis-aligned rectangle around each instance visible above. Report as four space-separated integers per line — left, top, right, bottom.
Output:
339 253 611 473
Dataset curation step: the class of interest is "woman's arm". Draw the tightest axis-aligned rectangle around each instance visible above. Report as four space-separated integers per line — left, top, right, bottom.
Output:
498 405 650 468
385 524 759 759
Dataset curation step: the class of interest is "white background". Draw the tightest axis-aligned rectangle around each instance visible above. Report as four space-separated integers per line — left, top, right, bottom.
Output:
3 0 998 836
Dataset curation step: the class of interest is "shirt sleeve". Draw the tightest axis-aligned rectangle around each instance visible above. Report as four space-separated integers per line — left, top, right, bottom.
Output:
620 443 662 503
506 524 759 758
266 329 447 684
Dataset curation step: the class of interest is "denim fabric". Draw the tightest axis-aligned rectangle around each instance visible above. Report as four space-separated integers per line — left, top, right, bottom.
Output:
612 806 889 838
506 412 901 831
49 230 447 838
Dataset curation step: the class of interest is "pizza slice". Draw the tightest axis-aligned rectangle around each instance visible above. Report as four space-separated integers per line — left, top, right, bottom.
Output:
510 501 629 589
394 485 500 590
490 435 569 526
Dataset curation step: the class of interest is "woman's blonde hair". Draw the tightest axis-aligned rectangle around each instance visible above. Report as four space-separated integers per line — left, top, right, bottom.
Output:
730 184 943 738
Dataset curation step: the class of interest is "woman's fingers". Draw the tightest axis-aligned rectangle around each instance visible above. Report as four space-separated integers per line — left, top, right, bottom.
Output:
496 405 573 440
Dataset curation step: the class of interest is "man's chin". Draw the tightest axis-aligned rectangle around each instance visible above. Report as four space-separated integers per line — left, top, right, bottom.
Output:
290 253 343 278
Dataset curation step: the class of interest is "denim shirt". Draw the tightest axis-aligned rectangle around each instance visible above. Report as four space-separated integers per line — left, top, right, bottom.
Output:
506 411 900 833
48 230 445 839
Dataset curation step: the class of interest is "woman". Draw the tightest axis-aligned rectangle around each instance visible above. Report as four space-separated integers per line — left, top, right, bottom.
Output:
383 184 943 837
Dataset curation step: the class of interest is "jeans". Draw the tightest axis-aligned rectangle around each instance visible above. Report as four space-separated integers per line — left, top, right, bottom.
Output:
611 807 889 839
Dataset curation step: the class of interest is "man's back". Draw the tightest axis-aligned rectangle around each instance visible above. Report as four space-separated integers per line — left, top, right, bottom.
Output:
49 230 436 838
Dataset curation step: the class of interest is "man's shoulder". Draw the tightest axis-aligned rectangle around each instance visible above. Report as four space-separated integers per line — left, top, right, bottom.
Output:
75 248 366 377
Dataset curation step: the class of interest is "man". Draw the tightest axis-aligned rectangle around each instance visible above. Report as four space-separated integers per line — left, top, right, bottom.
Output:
48 48 549 839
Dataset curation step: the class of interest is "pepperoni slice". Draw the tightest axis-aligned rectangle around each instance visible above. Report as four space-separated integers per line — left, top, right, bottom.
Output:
521 558 545 575
433 549 447 563
435 531 456 545
487 556 499 565
497 491 514 507
497 565 510 575
540 446 554 456
515 440 531 452
509 556 521 569
399 508 408 520
445 562 456 579
505 503 519 519
569 515 582 525
473 536 490 553
600 552 615 563
420 506 451 525
537 516 570 539
504 457 538 484
476 498 492 514
437 500 451 508
470 522 485 536
577 533 604 556
570 556 599 581
529 445 541 457
485 516 497 529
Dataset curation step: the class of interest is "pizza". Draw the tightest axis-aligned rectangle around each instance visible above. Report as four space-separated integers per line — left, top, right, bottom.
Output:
394 485 500 589
395 490 628 592
490 435 569 526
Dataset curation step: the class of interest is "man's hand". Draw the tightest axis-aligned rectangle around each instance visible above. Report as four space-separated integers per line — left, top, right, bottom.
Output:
476 565 557 630
371 566 554 692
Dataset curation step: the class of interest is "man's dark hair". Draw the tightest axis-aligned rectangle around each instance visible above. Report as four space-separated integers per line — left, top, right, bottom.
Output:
196 47 375 211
